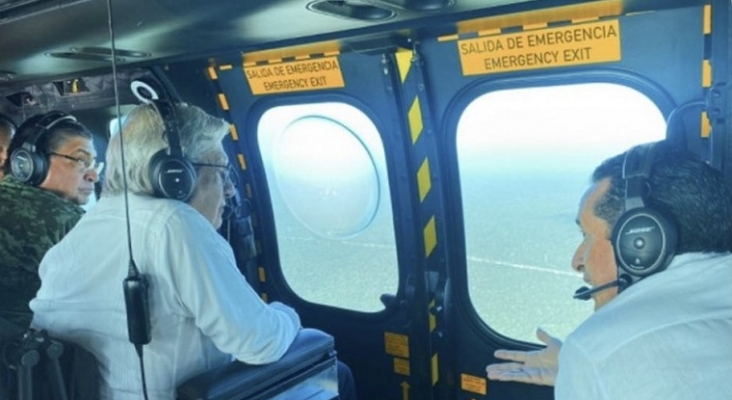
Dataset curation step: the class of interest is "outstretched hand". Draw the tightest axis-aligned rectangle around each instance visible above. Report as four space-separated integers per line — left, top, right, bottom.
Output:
485 327 561 386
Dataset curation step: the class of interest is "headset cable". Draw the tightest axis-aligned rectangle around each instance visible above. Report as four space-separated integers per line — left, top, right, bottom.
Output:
105 0 152 399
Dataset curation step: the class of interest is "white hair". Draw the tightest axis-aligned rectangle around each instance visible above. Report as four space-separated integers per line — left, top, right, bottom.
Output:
104 103 229 196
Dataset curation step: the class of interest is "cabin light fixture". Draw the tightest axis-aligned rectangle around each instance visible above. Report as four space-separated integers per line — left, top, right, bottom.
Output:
69 47 151 59
6 91 36 108
46 47 151 63
52 78 90 96
46 52 125 63
307 0 396 21
372 0 454 11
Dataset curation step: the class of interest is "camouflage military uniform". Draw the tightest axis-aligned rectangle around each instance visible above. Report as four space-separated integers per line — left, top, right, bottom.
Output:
0 176 83 328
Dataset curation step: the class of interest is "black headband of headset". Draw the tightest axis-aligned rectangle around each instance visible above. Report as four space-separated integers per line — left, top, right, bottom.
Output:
148 100 183 158
16 111 77 154
622 142 656 212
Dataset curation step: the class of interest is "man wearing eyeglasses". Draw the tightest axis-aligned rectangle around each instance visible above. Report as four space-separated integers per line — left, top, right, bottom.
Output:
0 111 100 328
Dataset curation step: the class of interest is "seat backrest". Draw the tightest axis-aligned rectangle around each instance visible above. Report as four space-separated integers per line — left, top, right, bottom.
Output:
0 326 100 400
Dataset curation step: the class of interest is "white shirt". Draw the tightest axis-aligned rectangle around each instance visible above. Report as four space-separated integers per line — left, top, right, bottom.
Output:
31 194 301 400
555 253 732 400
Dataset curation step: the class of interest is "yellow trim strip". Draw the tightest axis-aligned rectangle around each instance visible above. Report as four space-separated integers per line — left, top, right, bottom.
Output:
452 0 622 41
572 17 600 24
220 64 233 71
477 28 501 37
408 97 423 144
207 66 218 80
396 49 412 83
218 93 230 110
424 216 437 257
417 158 432 202
703 4 712 35
241 41 341 65
523 22 548 30
258 267 266 282
229 124 239 141
295 55 310 61
702 60 712 88
431 353 439 385
701 111 711 138
237 154 247 170
438 34 460 42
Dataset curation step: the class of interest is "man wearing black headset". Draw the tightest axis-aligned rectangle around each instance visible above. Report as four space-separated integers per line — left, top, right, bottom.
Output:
30 102 357 400
0 112 100 328
0 112 16 180
486 141 732 399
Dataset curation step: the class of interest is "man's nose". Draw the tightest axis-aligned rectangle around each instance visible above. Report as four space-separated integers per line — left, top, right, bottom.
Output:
572 247 584 272
84 168 100 183
223 179 235 199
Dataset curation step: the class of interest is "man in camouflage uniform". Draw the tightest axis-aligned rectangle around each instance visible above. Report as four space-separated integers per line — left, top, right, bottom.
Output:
0 112 16 179
0 112 100 328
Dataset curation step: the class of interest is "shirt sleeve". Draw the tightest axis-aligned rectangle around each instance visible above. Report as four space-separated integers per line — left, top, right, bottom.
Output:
156 206 301 365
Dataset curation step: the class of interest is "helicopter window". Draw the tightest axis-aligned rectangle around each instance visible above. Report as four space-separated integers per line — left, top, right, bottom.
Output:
259 102 397 312
456 83 666 342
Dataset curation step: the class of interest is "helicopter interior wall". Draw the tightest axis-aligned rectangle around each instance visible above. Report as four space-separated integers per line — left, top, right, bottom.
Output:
0 0 729 399
182 48 440 400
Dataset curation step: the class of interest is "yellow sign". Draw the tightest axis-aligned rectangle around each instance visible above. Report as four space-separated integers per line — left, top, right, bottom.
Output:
458 20 621 75
393 357 410 376
460 373 487 395
384 332 410 358
244 56 345 95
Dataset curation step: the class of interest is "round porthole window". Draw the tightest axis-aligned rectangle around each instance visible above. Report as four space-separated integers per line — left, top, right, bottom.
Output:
273 116 380 239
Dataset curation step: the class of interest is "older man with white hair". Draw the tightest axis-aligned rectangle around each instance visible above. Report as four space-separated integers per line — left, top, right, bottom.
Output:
30 102 328 399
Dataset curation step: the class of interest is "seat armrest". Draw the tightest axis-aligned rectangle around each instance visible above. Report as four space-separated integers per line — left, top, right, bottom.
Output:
176 328 336 400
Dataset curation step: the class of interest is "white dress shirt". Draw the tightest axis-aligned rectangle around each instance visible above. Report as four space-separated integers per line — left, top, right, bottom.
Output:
555 252 732 400
31 194 301 400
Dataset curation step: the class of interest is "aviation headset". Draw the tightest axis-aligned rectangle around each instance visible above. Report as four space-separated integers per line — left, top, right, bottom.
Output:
147 100 197 202
611 142 678 292
9 111 78 186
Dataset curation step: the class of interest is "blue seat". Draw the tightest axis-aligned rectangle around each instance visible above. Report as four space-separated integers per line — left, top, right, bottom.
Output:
176 328 339 400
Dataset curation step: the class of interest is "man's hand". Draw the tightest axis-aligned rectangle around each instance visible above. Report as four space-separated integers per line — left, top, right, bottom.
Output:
485 327 561 386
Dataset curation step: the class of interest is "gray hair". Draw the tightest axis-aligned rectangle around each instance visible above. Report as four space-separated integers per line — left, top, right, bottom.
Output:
104 103 229 196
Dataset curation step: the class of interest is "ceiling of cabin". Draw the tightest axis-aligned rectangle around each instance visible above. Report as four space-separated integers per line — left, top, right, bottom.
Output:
0 0 702 87
0 0 533 84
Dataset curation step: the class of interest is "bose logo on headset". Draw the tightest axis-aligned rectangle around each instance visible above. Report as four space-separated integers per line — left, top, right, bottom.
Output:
625 227 656 235
9 111 78 186
611 142 678 291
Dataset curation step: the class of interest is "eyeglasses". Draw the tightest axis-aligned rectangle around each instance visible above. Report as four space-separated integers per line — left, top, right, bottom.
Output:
48 151 104 174
192 162 237 188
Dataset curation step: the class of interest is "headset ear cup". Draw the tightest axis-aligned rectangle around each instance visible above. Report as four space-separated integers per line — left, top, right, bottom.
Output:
9 111 75 186
10 147 48 186
148 149 196 201
612 207 678 278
